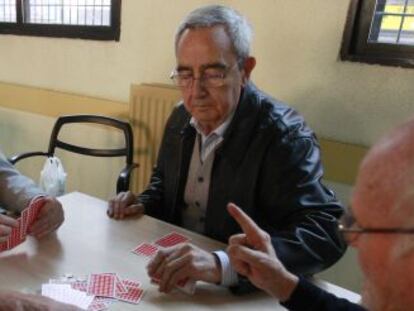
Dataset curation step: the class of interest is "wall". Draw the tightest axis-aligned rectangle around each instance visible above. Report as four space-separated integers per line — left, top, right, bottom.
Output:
1 0 413 146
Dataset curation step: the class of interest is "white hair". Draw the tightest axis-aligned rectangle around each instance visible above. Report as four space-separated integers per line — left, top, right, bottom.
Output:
175 5 253 65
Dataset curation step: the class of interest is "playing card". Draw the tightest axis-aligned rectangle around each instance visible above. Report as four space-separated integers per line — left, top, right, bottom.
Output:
114 274 127 294
115 285 144 304
26 196 46 228
122 279 141 289
88 299 109 311
42 284 94 310
0 196 47 253
154 232 190 248
87 273 116 298
131 242 159 258
6 218 25 250
71 280 88 292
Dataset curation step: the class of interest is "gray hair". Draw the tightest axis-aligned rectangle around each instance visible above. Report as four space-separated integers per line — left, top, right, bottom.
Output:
175 5 253 65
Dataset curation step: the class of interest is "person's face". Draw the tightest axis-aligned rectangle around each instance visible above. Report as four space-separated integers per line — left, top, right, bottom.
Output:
175 26 255 134
351 159 400 310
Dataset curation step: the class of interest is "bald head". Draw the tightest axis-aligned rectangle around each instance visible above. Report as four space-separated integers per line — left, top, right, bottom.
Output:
354 117 414 226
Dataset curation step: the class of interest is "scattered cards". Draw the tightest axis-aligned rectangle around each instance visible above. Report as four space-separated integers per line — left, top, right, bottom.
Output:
45 273 145 310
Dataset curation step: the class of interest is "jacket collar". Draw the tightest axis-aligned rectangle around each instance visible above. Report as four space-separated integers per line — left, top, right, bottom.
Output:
216 82 263 166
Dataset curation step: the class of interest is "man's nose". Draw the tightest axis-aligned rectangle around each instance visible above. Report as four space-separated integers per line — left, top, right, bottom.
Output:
190 77 207 97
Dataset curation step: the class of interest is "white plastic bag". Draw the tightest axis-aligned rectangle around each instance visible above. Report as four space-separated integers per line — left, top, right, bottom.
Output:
39 156 67 197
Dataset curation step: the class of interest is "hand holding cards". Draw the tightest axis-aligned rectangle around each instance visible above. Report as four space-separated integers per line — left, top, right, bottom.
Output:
131 231 198 294
0 195 45 252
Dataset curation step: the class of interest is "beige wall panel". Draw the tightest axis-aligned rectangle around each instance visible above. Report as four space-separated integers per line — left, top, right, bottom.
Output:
0 0 413 146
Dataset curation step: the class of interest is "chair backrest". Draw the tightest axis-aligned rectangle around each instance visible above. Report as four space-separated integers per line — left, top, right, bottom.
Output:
9 114 137 194
47 115 134 166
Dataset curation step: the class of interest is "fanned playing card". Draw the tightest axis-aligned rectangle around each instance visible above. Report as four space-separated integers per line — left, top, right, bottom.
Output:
6 218 24 249
0 195 46 252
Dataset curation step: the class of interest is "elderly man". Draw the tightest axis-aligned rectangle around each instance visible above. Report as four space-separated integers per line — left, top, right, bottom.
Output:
227 117 414 310
108 5 345 293
0 150 74 310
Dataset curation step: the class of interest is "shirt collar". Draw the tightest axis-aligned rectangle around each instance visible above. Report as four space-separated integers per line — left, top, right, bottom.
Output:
190 109 236 141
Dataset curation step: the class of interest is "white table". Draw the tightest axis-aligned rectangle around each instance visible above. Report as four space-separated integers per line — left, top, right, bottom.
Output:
0 192 361 310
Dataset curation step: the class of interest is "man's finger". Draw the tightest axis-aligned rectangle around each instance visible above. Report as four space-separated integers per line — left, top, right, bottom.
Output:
227 203 262 238
147 249 170 276
160 255 189 292
0 214 18 227
123 203 145 216
230 244 265 267
228 233 248 246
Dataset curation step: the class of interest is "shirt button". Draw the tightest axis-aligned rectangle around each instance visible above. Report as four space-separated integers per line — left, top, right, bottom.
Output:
198 177 204 182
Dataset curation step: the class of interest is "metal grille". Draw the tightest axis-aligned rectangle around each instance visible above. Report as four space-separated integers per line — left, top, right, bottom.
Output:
370 0 414 45
25 0 111 26
0 0 17 22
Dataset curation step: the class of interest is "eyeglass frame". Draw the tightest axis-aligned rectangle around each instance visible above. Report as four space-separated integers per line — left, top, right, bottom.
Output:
169 63 239 89
338 207 414 238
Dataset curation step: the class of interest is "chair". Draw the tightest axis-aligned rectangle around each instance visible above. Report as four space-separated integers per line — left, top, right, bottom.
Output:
9 115 138 194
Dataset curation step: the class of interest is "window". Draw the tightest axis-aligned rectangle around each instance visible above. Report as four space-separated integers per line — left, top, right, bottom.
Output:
341 0 414 68
0 0 121 41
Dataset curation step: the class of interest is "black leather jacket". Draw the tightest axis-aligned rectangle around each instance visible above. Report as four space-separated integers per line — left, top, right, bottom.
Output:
138 82 346 292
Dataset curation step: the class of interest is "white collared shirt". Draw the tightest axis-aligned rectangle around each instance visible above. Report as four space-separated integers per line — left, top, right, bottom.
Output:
189 111 239 287
189 109 234 162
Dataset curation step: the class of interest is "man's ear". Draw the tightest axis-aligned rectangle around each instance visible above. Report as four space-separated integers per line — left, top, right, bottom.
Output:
241 57 256 85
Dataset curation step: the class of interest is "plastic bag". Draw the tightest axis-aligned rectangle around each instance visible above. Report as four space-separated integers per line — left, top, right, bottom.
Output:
39 156 67 197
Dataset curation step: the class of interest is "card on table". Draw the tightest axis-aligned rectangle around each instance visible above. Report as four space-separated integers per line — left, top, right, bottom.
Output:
154 232 190 248
131 242 159 258
115 285 144 304
122 279 141 289
87 273 116 298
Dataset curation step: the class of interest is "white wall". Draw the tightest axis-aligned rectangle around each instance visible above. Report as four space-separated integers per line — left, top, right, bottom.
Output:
0 0 413 146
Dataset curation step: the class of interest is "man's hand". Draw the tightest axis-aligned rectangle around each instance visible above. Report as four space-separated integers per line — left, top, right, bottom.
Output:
0 214 18 243
146 243 221 293
107 191 145 219
29 196 64 239
0 290 81 311
226 203 298 301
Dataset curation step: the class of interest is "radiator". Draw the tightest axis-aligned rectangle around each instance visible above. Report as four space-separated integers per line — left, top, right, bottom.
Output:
129 84 182 194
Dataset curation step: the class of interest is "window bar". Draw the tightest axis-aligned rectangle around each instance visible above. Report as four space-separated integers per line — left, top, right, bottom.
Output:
60 1 62 24
396 0 410 43
101 1 104 26
92 1 94 25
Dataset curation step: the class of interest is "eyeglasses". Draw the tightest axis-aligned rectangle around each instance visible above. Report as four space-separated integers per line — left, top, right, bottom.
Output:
338 208 414 244
170 64 238 89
